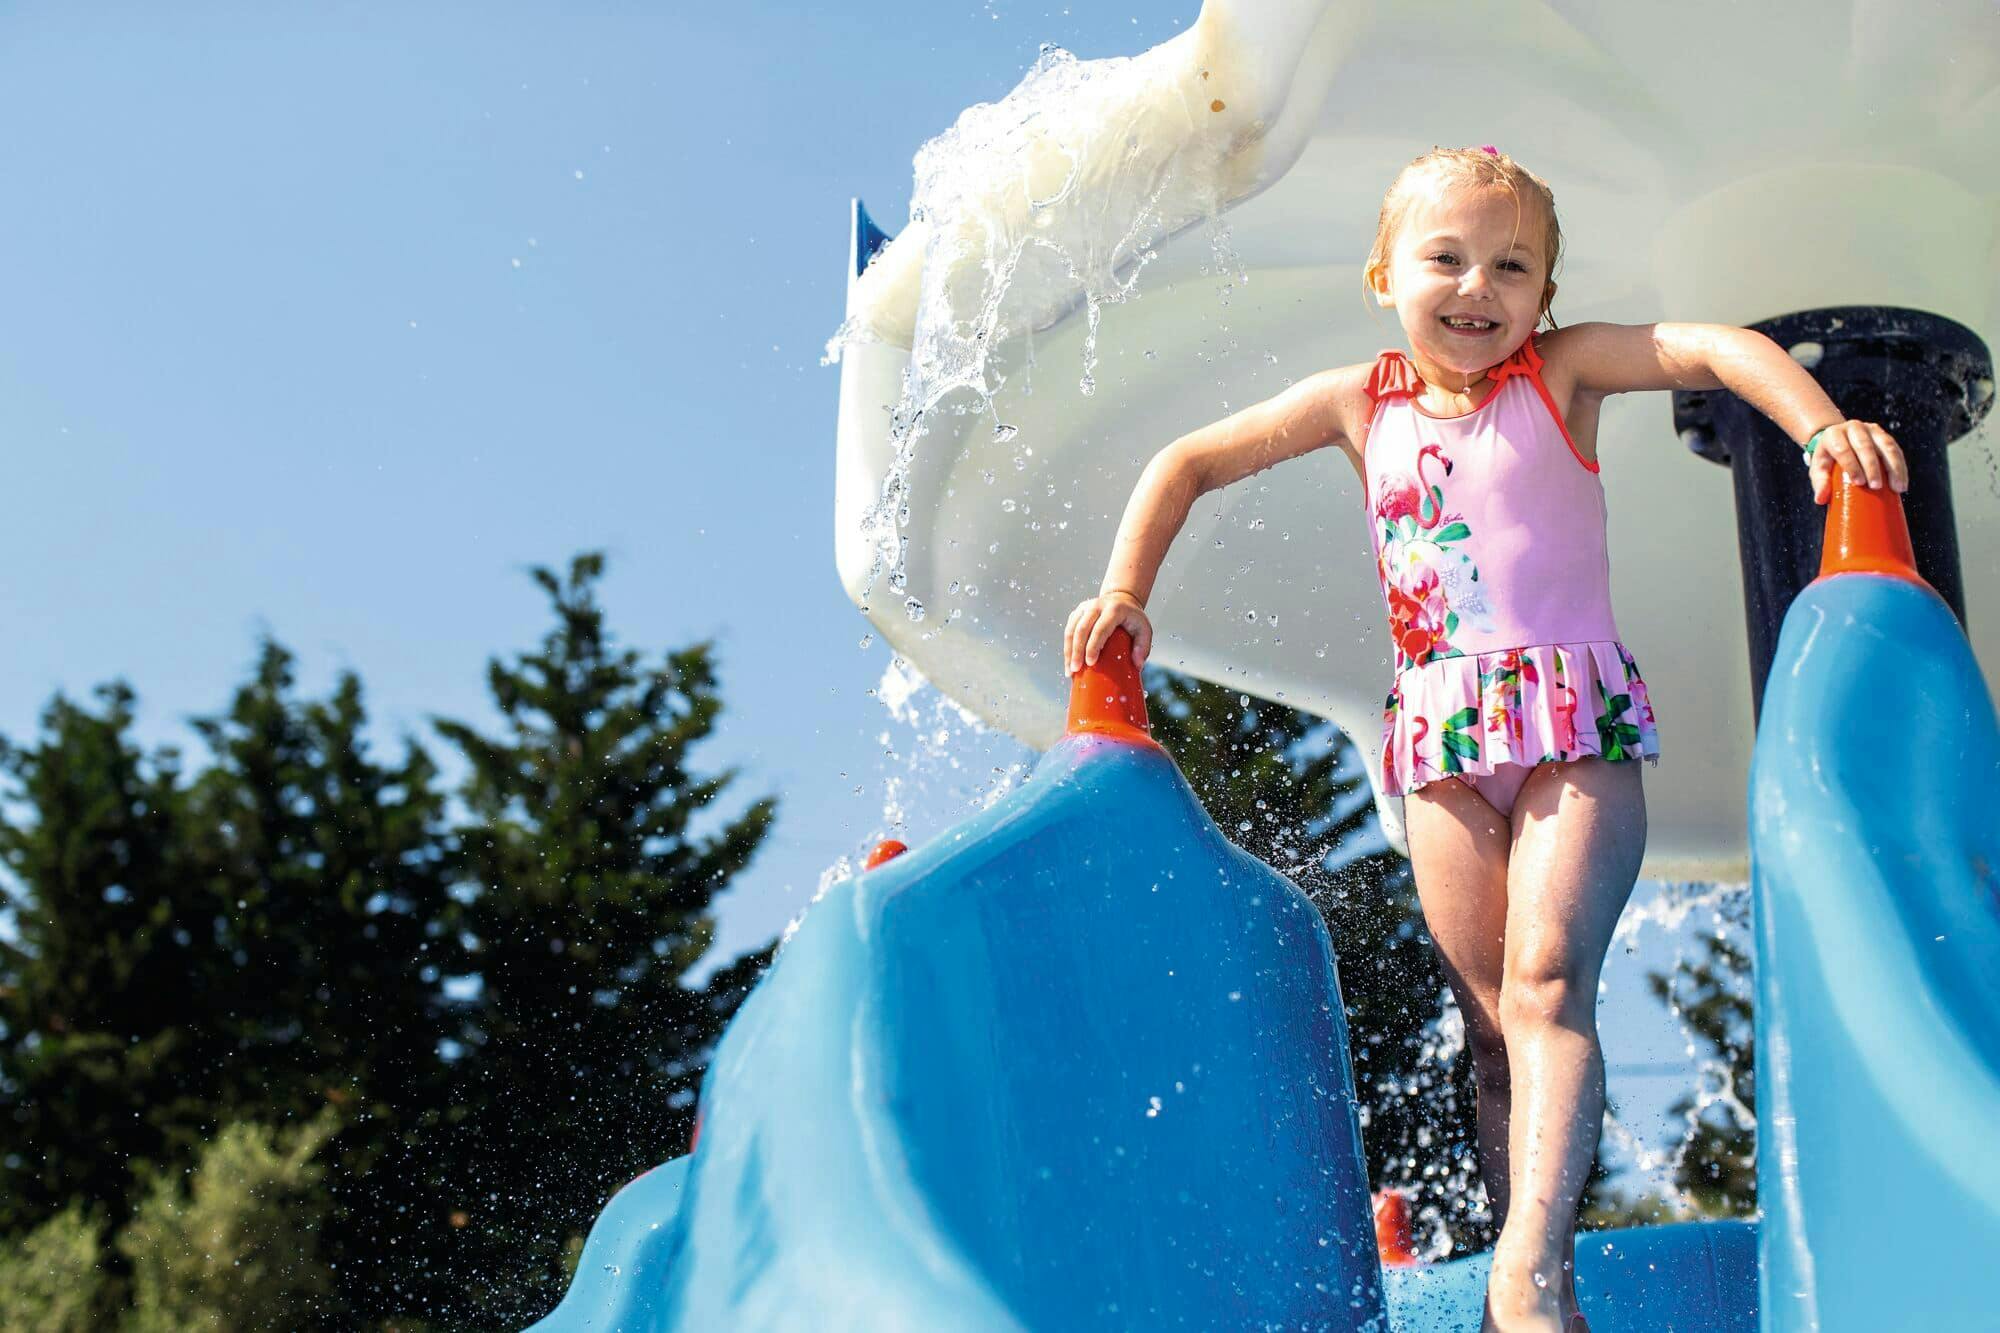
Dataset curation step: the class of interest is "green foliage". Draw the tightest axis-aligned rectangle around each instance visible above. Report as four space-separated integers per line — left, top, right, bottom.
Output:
1 552 774 1330
1647 910 1756 1217
0 684 219 1238
178 642 459 1325
1142 669 1491 1249
119 1111 340 1332
0 1201 119 1333
428 553 776 1328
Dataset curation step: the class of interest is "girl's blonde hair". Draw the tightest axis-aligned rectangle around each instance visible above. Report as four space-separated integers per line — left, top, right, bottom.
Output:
1362 146 1564 330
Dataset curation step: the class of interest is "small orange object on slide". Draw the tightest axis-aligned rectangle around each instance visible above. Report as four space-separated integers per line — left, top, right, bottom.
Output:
1064 626 1160 748
1372 1188 1419 1267
864 839 909 870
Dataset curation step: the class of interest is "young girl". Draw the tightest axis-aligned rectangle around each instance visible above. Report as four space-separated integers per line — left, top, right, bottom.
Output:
1062 146 1906 1333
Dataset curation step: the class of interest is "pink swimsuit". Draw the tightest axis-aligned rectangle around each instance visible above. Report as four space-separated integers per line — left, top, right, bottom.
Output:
1361 332 1661 798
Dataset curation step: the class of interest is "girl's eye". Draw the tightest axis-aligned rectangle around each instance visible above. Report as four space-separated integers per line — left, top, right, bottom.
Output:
1500 260 1529 273
1429 253 1458 266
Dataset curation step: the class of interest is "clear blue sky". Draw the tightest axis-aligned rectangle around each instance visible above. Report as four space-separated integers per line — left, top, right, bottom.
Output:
0 0 1196 962
0 0 1714 1197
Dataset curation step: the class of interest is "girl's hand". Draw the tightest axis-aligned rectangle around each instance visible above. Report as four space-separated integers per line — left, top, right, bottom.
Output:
1808 419 1908 505
1064 591 1152 676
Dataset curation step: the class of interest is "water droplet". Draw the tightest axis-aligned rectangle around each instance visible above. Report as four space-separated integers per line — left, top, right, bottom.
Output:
993 422 1018 443
1145 1096 1162 1118
904 597 926 622
858 633 875 649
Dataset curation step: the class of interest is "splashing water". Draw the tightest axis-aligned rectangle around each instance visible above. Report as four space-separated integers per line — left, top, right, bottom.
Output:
1597 880 1758 1217
778 654 1033 953
824 42 1246 613
1373 988 1492 1260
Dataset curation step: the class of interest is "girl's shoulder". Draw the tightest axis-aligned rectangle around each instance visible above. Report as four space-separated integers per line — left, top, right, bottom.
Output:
1313 358 1393 442
1528 323 1650 404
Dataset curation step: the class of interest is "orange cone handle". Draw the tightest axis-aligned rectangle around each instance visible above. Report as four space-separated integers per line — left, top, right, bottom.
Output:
1063 626 1159 747
1816 469 1930 589
1372 1189 1419 1267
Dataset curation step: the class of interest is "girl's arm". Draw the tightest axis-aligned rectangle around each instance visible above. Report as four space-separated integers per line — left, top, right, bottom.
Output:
1541 322 1907 502
1064 364 1367 674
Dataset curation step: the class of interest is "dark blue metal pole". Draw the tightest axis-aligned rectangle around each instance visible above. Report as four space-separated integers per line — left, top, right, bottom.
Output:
1672 307 1991 719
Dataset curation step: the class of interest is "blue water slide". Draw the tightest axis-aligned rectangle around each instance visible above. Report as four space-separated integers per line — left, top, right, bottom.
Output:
533 712 1388 1330
1749 559 2000 1330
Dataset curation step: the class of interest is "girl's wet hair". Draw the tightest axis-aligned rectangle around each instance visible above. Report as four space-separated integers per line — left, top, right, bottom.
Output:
1363 146 1565 330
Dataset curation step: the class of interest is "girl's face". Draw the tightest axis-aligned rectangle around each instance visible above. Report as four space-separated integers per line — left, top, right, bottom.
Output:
1373 182 1551 382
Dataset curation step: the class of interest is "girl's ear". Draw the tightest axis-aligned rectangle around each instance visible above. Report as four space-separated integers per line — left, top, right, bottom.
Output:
1369 265 1395 308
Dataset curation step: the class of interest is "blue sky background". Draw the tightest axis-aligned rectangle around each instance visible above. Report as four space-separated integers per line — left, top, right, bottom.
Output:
0 0 1723 1200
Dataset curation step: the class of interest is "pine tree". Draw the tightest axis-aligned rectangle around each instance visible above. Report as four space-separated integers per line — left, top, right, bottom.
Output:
430 553 777 1329
0 644 462 1328
1145 669 1490 1251
0 684 223 1240
180 640 458 1325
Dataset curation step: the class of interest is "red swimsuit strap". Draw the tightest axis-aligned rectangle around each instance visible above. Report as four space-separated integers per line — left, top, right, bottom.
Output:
1483 331 1545 385
1364 348 1424 402
1363 332 1544 403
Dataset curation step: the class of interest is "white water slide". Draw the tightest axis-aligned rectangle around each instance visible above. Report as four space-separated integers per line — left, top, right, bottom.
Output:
831 0 1999 877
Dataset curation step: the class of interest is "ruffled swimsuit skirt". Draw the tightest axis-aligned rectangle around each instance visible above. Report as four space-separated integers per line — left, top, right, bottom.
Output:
1362 334 1661 797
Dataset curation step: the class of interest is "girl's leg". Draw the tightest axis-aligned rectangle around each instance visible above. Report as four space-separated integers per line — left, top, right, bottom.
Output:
1402 775 1517 1230
1484 756 1645 1333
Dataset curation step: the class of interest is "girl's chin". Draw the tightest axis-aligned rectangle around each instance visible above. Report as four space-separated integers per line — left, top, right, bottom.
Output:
1412 332 1515 371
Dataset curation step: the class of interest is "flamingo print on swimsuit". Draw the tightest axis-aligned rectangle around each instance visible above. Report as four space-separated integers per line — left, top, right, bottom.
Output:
1374 442 1493 674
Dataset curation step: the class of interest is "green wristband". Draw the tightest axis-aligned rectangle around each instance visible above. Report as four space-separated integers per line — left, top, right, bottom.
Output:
1803 427 1830 460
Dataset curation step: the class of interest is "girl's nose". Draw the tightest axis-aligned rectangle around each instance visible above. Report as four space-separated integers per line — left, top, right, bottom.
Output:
1458 266 1492 296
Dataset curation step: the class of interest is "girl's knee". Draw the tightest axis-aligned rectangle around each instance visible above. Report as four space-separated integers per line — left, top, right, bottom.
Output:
1498 965 1594 1037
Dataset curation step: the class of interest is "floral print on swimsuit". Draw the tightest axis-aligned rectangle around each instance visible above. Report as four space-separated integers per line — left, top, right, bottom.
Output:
1373 444 1494 674
1380 640 1661 796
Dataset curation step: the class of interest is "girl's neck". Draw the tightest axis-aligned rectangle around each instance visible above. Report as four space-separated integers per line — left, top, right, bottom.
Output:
1407 350 1493 413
